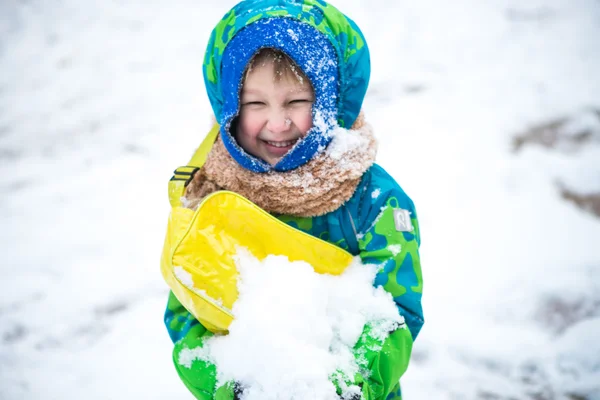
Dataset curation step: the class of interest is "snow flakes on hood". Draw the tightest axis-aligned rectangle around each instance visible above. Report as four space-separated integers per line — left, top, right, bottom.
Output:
286 28 299 42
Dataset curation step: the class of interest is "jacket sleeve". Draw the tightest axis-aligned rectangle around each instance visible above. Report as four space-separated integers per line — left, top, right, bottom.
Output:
164 291 235 400
353 181 424 400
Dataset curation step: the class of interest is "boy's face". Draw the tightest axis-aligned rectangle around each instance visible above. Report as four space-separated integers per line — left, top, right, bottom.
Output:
237 61 314 166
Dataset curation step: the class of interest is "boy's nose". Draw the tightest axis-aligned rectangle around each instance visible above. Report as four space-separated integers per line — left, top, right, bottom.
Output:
266 109 290 133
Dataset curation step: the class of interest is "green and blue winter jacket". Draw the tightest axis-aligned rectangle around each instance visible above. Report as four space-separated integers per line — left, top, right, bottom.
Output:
163 1 424 399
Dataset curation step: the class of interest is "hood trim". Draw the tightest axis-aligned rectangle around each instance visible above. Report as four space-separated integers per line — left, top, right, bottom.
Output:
219 17 339 173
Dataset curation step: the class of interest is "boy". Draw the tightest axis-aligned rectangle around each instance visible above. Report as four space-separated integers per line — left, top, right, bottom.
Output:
164 1 423 399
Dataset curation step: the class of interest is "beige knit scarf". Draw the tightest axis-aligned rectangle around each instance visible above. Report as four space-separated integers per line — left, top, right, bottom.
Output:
183 113 377 217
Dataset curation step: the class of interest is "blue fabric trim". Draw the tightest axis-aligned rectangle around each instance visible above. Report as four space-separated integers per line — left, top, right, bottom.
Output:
219 17 339 173
163 306 199 343
395 302 424 340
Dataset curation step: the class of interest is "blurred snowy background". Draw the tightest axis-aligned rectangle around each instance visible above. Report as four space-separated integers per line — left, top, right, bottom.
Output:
1 0 599 399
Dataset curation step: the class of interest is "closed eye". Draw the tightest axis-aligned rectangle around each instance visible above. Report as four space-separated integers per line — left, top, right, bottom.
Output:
242 101 266 106
289 99 312 104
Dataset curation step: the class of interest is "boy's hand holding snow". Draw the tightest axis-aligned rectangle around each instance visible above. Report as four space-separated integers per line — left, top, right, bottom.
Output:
174 255 404 399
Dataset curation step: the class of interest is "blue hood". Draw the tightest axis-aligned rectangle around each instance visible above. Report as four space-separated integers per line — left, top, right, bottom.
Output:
203 0 370 172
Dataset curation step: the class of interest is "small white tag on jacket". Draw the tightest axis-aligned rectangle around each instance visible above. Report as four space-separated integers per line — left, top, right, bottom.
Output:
393 209 414 232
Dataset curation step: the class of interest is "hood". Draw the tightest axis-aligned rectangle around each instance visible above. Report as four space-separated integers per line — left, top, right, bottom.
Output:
203 0 370 173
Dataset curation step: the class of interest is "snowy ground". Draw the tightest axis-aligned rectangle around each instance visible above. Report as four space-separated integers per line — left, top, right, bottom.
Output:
1 0 600 399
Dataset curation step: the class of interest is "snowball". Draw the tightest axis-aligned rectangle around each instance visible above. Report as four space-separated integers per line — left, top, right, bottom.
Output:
180 249 404 400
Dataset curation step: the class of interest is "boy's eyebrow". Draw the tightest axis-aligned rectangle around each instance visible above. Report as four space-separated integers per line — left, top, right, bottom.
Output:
241 88 263 95
240 88 262 96
241 87 313 95
289 87 313 93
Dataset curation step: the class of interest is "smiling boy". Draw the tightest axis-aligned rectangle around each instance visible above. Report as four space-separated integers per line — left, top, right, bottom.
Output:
236 49 315 165
163 1 424 399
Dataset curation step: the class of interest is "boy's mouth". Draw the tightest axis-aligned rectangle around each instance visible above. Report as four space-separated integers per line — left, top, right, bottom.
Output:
264 139 298 148
262 138 299 157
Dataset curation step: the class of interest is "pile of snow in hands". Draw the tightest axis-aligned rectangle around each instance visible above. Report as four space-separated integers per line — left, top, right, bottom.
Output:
178 249 405 400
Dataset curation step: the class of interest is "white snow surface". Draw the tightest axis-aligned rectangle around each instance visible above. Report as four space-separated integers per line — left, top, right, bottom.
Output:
1 0 600 399
178 251 402 400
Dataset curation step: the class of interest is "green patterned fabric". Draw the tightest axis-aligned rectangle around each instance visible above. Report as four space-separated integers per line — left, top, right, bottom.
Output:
166 0 422 397
165 165 423 399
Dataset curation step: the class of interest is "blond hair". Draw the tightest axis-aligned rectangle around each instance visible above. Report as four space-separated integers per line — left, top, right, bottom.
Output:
244 48 310 86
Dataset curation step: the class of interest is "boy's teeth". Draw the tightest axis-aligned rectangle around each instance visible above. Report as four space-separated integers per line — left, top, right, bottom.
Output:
266 140 296 148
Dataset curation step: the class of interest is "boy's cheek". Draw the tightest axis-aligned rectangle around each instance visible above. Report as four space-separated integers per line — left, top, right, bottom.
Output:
293 109 314 135
238 113 264 138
